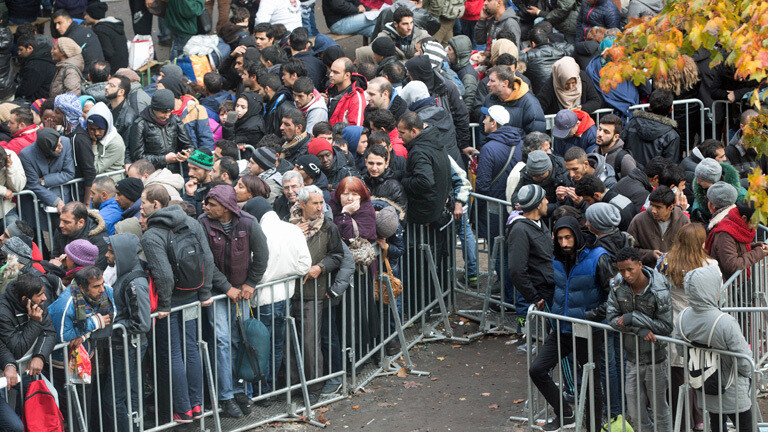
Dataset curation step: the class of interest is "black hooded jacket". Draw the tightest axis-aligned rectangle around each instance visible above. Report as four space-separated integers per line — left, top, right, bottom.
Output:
62 22 105 67
264 86 294 136
93 18 129 70
401 125 451 225
15 35 56 101
223 91 265 147
0 282 57 365
323 148 360 190
364 167 407 210
52 210 110 270
506 213 555 304
0 27 13 101
409 97 464 169
129 107 194 171
405 55 471 151
516 153 571 217
613 167 653 213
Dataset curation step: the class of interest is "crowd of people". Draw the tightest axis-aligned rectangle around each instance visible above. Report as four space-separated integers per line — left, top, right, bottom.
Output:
0 0 762 431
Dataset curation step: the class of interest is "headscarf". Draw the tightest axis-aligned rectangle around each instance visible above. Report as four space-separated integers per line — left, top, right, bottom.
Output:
35 128 61 159
490 39 518 64
552 57 583 110
341 126 363 154
54 93 84 129
235 92 263 128
79 95 96 111
405 55 435 91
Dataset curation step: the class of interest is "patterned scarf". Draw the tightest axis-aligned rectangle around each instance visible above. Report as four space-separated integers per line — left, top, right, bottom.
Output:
54 93 85 130
69 281 114 331
289 202 324 238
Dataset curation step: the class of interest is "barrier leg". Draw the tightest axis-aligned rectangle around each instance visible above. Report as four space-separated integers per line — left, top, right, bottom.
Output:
199 340 222 432
286 316 327 428
419 243 470 343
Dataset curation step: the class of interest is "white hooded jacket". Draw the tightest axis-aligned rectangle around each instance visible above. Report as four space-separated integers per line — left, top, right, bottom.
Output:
86 102 126 177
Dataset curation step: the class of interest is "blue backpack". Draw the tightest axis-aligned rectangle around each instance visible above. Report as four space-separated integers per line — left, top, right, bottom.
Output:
235 306 271 383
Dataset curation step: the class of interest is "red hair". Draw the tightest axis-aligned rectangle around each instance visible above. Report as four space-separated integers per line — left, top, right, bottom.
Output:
334 176 370 202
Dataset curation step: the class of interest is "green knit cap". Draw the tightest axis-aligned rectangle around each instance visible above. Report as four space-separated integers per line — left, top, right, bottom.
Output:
188 149 213 171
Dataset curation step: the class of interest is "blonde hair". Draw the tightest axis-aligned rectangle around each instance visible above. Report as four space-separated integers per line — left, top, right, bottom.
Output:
664 223 710 288
654 55 699 95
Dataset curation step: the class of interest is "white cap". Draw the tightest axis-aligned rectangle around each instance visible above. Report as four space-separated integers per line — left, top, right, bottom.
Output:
481 105 510 126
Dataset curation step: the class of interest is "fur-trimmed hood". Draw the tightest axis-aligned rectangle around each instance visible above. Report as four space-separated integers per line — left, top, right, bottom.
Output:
86 209 107 236
371 196 406 221
633 109 677 128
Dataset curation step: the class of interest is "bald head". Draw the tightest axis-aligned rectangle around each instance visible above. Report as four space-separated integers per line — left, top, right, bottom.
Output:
366 77 394 109
329 57 355 89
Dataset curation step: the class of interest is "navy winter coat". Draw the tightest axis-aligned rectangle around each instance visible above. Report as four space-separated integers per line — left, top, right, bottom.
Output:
577 0 621 41
481 89 546 135
475 126 523 200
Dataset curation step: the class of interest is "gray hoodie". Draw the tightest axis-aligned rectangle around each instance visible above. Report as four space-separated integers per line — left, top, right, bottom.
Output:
87 102 126 176
141 205 215 311
474 7 522 47
677 265 753 414
109 233 151 338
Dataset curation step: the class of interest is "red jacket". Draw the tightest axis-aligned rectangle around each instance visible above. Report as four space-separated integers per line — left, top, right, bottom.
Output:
462 0 484 20
388 128 408 158
1 124 40 155
329 74 367 127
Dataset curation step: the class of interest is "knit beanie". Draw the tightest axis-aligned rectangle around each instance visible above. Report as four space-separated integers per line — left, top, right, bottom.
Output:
517 184 546 212
115 68 141 83
151 89 175 112
526 150 552 176
1 237 32 266
86 1 108 19
371 37 396 58
695 158 722 184
56 37 81 58
706 181 738 209
31 98 46 115
159 64 183 81
585 203 621 233
250 147 277 171
307 138 333 156
376 206 399 239
65 239 98 267
86 114 108 131
188 149 214 171
421 41 447 70
115 177 145 203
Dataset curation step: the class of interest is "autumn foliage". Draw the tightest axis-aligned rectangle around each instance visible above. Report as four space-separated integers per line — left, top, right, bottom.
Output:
599 0 768 222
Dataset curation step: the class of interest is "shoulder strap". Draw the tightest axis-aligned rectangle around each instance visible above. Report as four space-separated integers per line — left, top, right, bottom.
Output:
677 307 691 342
613 149 627 176
491 148 516 185
707 312 728 346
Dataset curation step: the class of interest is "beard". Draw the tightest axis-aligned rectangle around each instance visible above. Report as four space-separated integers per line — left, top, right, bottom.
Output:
105 90 118 100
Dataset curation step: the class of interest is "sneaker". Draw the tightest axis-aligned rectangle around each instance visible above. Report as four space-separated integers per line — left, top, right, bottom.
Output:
173 411 193 424
220 399 244 419
468 276 478 289
233 392 252 415
542 413 575 431
191 405 203 420
320 378 343 395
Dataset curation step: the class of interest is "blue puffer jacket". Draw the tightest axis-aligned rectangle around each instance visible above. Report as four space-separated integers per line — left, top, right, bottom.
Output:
476 125 523 200
551 216 610 333
585 56 639 117
481 79 546 135
577 0 621 41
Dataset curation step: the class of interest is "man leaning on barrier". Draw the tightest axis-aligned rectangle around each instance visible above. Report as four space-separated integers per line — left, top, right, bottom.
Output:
528 215 612 431
606 247 673 431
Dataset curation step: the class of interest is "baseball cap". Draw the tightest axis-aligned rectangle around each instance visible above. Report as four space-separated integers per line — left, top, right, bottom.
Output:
481 105 510 126
552 109 579 139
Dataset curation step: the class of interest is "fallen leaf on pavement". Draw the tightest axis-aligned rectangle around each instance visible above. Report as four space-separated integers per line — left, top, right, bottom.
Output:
403 381 423 389
430 377 438 381
513 399 525 404
481 393 490 396
352 405 360 409
459 397 466 401
451 344 461 348
318 414 329 424
489 404 499 409
317 407 329 413
396 367 409 378
377 402 393 407
436 356 445 361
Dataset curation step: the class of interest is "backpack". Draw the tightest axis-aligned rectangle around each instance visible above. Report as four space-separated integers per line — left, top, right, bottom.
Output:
440 0 465 20
167 223 206 291
23 378 65 432
235 304 271 383
677 309 736 395
612 149 629 180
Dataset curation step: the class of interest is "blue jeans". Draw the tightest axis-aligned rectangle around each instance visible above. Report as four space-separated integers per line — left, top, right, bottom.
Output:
256 301 288 393
0 395 23 432
1 209 19 230
155 299 204 415
301 3 319 37
456 214 478 278
203 298 234 401
329 14 375 39
106 336 148 432
169 34 190 60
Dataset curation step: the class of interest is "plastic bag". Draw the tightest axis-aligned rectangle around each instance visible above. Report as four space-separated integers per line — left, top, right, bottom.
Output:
68 344 91 385
128 35 154 70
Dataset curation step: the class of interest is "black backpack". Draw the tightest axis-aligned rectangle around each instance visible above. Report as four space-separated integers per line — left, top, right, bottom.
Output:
167 223 206 291
612 149 629 180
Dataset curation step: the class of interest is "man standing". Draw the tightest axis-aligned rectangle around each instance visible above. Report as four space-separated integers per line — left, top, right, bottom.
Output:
126 158 184 201
293 77 329 135
91 177 122 235
474 0 521 46
19 128 74 219
365 77 407 125
606 247 673 432
115 177 144 222
595 113 636 180
2 107 40 155
199 185 268 418
140 184 215 423
288 28 326 90
376 7 430 59
52 9 105 66
528 215 612 431
480 66 546 135
86 102 126 175
247 147 284 203
328 58 367 127
84 2 129 70
726 109 759 180
183 149 215 216
106 75 138 143
0 146 25 227
476 105 522 202
273 170 304 220
574 174 636 231
279 109 312 164
516 149 570 219
53 201 110 270
628 186 690 267
257 73 295 136
551 109 597 156
507 184 554 320
14 35 56 101
308 137 359 190
397 111 451 225
212 157 239 185
289 185 345 403
447 35 479 111
621 90 682 167
129 89 193 171
562 146 617 194
103 233 151 432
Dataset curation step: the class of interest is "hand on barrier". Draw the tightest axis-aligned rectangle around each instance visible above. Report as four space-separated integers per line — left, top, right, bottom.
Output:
453 202 463 220
69 337 84 349
3 364 18 387
201 298 214 307
303 265 322 284
27 357 44 376
240 284 255 300
157 311 170 319
226 287 242 302
4 189 13 200
536 299 545 310
56 200 65 214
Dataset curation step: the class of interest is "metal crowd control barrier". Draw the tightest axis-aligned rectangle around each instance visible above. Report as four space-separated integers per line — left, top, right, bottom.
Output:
516 307 763 432
711 99 737 141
